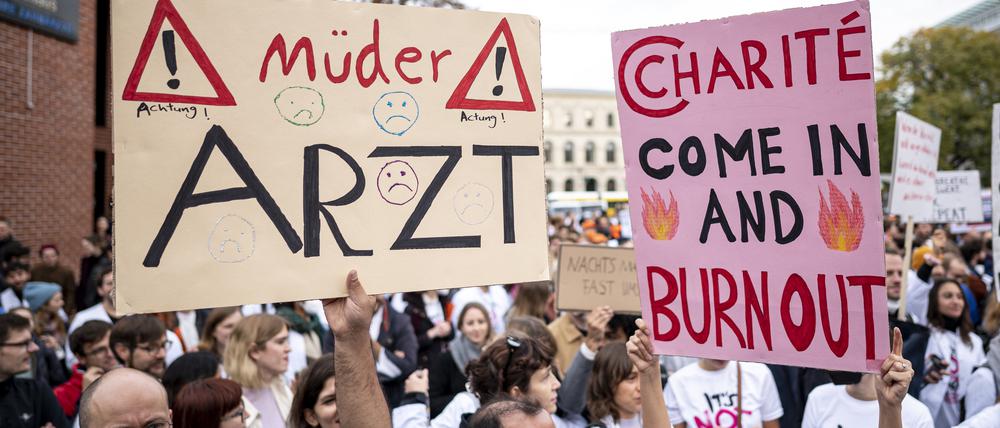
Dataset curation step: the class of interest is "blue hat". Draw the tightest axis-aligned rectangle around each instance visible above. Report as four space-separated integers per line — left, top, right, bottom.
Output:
24 282 61 312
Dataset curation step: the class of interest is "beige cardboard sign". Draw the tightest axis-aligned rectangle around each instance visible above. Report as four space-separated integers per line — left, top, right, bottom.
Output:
112 0 547 313
556 244 640 313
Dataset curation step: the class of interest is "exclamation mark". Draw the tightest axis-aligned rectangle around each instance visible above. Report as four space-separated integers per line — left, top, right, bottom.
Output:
163 30 180 90
492 46 507 96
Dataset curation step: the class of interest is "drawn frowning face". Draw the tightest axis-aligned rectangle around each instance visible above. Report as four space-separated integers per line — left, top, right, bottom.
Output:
377 160 419 205
372 91 419 136
274 86 325 126
208 215 256 263
453 183 494 225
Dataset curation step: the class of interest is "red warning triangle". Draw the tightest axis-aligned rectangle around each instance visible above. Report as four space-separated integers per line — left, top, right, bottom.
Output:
446 18 535 111
121 0 236 106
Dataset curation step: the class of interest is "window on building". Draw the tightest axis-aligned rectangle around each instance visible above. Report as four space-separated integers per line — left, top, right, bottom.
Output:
564 141 574 164
606 179 617 192
606 141 616 164
564 179 574 192
585 141 595 164
564 111 573 128
95 0 110 127
545 179 553 194
543 140 552 163
607 112 615 128
585 178 598 191
585 110 594 128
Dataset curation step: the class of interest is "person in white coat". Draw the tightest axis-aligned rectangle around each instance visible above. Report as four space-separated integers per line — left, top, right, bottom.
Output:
918 278 986 428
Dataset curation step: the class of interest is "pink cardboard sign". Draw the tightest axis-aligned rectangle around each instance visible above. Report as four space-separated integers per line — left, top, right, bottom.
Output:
612 0 888 372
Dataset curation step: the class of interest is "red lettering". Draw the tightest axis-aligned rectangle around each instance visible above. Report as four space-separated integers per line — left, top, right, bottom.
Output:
647 266 680 341
259 34 316 82
356 19 390 88
743 270 772 351
781 34 792 87
672 52 701 97
780 273 816 351
682 268 711 344
707 48 745 93
837 24 871 81
712 268 747 348
394 46 423 84
430 49 451 83
848 275 885 360
793 28 830 85
740 40 773 89
616 35 689 118
818 274 849 357
636 55 667 98
324 52 351 83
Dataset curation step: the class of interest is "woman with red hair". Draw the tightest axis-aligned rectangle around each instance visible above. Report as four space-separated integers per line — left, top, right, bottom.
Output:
173 378 247 428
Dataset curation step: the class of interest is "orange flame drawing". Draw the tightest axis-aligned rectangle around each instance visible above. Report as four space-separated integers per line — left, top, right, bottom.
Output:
641 188 678 240
817 180 864 252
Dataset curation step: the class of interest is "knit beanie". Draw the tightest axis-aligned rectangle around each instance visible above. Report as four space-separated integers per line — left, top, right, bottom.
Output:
24 281 61 312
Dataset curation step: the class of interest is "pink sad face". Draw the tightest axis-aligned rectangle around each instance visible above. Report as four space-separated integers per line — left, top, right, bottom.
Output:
377 161 419 205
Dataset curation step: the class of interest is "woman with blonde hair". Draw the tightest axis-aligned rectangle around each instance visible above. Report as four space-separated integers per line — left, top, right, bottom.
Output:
224 314 292 428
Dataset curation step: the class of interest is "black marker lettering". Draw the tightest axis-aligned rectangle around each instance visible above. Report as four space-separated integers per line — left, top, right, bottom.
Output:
143 125 302 267
472 145 540 243
303 144 372 257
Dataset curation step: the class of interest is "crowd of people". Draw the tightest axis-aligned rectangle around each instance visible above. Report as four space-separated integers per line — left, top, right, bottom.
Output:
0 210 997 428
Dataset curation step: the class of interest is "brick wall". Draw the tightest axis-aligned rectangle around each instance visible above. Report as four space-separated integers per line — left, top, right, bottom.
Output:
0 0 110 279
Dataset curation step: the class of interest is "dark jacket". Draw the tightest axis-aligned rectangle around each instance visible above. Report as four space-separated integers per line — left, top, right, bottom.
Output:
428 351 466 417
0 377 70 428
401 292 454 369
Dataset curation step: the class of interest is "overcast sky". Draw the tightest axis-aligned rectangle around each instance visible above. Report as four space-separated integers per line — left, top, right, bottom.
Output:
464 0 983 91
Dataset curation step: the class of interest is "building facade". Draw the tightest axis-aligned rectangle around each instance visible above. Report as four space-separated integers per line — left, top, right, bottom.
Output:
542 89 625 194
1 0 111 271
938 0 1000 32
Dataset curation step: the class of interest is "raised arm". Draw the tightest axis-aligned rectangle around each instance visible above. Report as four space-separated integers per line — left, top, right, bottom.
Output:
876 327 913 428
323 271 391 428
627 318 671 428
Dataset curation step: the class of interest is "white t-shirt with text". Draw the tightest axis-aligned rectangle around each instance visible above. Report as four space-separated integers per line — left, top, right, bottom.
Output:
801 383 933 428
664 362 783 428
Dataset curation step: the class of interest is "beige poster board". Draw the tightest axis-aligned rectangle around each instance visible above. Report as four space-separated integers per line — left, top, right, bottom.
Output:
112 0 547 313
556 244 640 314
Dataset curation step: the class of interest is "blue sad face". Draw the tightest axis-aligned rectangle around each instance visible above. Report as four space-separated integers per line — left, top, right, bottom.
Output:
372 91 419 136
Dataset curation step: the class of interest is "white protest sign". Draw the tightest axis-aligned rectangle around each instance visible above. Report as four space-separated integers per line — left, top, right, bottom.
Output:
915 170 984 223
888 111 941 219
112 0 547 313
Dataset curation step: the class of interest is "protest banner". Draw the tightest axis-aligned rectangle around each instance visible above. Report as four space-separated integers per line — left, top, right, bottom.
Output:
612 0 887 371
112 0 546 313
915 170 984 224
992 104 1000 284
887 112 940 320
556 244 640 313
888 112 941 219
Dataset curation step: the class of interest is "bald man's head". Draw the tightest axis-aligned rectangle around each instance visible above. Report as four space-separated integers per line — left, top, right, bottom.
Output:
79 368 171 428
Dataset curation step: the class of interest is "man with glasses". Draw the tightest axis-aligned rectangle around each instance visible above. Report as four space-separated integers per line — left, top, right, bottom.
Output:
110 315 169 379
0 313 69 427
53 320 117 418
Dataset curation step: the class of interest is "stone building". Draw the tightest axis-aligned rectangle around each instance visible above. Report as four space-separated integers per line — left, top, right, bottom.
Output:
542 89 625 194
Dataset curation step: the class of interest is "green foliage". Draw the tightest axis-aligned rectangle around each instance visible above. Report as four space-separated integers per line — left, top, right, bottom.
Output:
876 26 1000 184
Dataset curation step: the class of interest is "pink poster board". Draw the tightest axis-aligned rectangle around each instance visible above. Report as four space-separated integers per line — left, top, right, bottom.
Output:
612 0 888 372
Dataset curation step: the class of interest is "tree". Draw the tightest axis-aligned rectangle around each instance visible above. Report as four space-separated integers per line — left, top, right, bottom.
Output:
876 26 1000 184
